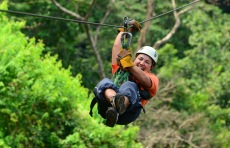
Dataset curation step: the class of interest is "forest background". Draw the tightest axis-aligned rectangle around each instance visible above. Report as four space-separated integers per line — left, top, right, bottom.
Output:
0 0 229 147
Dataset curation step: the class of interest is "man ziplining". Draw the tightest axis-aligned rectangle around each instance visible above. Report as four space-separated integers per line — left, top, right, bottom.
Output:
90 19 159 127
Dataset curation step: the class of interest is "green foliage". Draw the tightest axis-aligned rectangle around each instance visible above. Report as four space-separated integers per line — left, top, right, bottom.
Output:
157 44 179 79
3 0 230 147
7 0 123 90
155 2 230 146
0 2 142 147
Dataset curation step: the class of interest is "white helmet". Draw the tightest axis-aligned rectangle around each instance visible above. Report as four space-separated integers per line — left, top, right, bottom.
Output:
136 46 158 64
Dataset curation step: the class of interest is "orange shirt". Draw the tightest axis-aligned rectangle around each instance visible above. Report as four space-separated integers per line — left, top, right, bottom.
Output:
112 64 159 106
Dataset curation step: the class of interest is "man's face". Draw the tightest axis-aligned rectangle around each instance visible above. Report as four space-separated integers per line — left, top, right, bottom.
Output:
134 54 153 72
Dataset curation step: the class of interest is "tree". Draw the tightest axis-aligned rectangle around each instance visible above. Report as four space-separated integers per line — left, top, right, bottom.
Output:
7 0 198 89
0 2 142 147
135 1 230 147
4 0 230 147
51 0 116 79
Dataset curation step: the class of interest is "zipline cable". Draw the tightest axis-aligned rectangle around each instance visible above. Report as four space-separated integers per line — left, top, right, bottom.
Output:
0 9 122 28
0 0 200 27
140 0 200 24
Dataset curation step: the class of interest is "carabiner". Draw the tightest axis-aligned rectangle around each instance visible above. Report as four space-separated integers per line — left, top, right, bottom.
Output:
123 16 129 29
121 32 132 49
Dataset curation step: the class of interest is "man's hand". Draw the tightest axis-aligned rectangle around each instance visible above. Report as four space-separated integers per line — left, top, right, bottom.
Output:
117 19 142 34
129 19 142 33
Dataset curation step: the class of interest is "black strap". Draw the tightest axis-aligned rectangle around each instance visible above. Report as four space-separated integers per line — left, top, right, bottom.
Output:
139 90 151 100
129 76 151 100
89 96 98 117
141 106 146 113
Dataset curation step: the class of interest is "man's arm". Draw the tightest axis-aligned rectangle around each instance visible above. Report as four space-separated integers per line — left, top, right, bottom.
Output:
112 32 123 65
112 32 152 89
127 66 152 89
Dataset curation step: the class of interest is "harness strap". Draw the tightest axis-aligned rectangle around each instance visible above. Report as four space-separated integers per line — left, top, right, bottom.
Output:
89 96 98 117
141 106 146 113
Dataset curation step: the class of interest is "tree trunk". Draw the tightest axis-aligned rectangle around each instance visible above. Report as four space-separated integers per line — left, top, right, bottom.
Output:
136 0 155 52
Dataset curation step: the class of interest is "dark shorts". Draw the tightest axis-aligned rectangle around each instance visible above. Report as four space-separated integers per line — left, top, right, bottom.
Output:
94 78 142 125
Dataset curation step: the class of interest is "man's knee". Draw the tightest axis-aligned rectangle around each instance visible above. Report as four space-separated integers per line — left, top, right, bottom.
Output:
94 78 118 101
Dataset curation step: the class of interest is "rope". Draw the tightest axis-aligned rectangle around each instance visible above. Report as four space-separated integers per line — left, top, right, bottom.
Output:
111 68 130 87
111 32 133 87
0 0 200 28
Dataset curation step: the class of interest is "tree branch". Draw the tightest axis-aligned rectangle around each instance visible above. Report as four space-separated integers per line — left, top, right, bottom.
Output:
153 0 198 49
51 0 112 79
178 114 203 129
153 0 180 49
176 135 199 148
136 0 155 51
85 24 105 78
94 0 115 42
51 0 85 20
178 2 197 15
85 0 95 20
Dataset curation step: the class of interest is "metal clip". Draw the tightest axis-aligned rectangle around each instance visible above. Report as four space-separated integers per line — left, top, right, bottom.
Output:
123 16 129 29
121 32 132 49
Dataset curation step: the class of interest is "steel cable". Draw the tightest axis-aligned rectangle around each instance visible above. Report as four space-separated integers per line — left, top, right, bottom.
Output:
140 0 199 24
0 9 122 28
0 0 200 28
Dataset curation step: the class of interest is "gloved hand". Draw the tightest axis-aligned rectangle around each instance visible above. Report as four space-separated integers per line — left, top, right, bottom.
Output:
117 27 125 33
129 19 142 33
117 19 142 34
117 48 134 69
